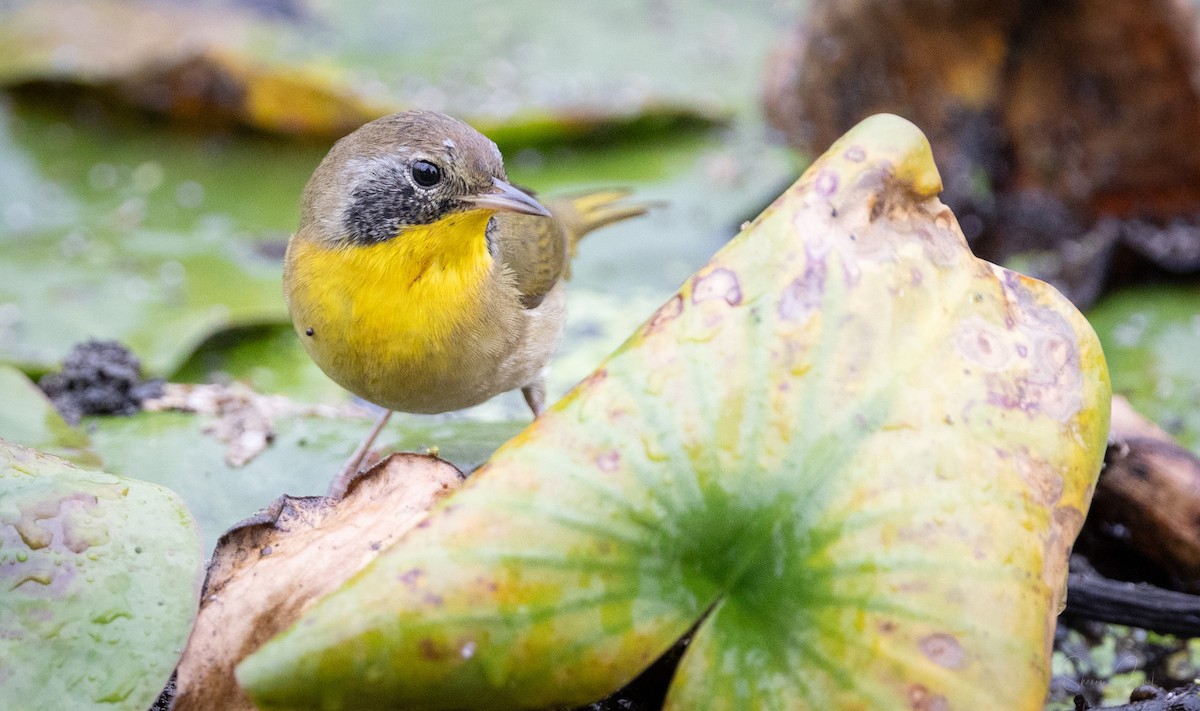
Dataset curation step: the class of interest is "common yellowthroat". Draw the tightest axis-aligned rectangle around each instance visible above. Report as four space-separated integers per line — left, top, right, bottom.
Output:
283 111 646 491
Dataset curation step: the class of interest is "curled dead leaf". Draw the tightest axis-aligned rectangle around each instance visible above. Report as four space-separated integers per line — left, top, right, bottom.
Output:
172 453 462 711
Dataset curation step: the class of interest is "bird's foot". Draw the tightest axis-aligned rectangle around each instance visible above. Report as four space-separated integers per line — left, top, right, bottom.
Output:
327 409 393 499
521 380 546 418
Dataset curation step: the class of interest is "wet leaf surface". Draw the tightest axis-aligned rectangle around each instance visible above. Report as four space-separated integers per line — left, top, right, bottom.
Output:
0 97 317 375
84 406 523 551
237 115 1110 709
173 454 463 711
0 440 203 711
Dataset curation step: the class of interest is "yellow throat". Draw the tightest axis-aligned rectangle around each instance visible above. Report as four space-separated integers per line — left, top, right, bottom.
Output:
284 209 495 379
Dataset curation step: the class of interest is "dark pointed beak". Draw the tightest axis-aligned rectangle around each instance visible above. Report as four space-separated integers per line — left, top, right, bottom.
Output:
461 177 551 217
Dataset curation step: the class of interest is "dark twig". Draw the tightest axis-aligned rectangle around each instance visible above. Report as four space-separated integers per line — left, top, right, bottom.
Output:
1062 572 1200 637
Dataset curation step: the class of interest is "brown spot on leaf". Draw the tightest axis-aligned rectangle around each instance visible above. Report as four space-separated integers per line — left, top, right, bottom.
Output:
417 638 446 661
844 145 866 162
955 317 1011 371
1015 450 1065 507
909 684 950 711
1053 505 1085 541
919 632 966 669
646 295 684 333
595 450 620 472
581 368 609 390
16 493 103 554
12 572 56 590
779 260 826 322
814 169 839 196
691 268 742 306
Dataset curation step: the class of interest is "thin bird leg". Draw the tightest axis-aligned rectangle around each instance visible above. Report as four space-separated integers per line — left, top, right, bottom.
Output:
521 379 546 417
328 409 393 499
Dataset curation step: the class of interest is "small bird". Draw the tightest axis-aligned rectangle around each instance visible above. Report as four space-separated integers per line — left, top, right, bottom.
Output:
283 111 646 494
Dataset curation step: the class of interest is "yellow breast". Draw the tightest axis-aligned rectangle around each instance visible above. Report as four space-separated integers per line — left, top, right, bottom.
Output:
283 211 495 408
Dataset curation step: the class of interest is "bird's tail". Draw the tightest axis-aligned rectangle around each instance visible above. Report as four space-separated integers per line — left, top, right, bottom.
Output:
546 189 656 257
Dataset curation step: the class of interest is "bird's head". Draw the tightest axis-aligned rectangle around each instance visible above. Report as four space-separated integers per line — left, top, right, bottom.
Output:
301 110 549 247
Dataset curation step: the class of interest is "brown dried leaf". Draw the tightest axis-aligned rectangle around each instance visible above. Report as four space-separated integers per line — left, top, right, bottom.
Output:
171 453 463 711
145 383 366 467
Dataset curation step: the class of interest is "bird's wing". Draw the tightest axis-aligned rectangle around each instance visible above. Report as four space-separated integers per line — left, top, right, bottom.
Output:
491 211 569 310
493 189 652 309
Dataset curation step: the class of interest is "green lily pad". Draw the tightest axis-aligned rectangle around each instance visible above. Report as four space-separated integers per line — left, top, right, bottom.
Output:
1087 284 1200 453
0 97 322 376
86 408 524 551
0 0 789 140
171 324 349 404
0 364 98 466
238 114 1110 709
0 439 203 710
316 0 790 123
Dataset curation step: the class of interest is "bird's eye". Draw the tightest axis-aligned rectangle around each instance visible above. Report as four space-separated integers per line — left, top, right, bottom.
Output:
411 160 442 188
